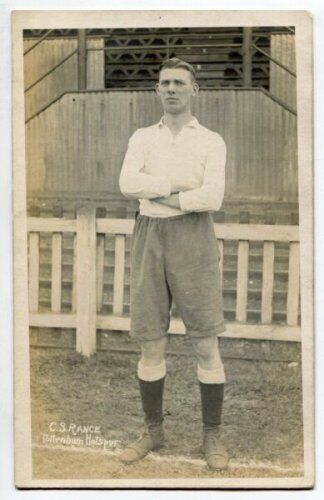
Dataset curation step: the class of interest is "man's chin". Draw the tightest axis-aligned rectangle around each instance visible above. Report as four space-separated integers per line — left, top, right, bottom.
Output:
163 104 183 114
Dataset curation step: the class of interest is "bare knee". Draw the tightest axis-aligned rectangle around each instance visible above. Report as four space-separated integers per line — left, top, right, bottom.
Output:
191 335 223 370
140 337 167 367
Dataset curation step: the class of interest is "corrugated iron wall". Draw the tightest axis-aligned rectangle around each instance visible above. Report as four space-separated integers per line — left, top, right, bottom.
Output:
270 34 296 111
26 89 298 202
24 37 105 121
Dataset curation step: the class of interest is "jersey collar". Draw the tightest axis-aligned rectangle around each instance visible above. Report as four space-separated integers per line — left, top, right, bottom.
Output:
157 116 199 129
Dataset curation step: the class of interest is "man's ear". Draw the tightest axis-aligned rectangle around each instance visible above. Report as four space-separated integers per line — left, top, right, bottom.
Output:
155 82 160 95
192 82 199 96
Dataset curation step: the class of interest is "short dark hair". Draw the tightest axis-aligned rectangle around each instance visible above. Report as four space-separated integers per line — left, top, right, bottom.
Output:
159 57 196 81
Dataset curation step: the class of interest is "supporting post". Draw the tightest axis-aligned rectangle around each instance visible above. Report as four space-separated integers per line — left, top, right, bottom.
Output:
76 205 97 356
243 27 253 86
77 29 87 90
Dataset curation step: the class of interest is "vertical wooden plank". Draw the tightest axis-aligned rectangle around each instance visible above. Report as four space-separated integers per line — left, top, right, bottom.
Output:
87 38 105 89
243 27 253 86
77 29 87 90
287 242 300 326
71 233 77 312
96 207 106 314
28 233 40 312
236 240 249 322
51 232 62 312
96 234 105 313
218 239 224 284
113 235 125 315
261 241 275 323
227 91 237 199
76 206 97 356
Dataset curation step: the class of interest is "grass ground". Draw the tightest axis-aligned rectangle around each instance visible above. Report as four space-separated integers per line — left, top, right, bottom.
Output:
30 336 304 481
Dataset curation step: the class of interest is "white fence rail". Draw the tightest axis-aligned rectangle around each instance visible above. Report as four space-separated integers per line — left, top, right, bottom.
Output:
28 207 301 356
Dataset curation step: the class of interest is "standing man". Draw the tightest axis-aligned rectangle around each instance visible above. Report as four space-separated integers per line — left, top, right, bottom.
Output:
118 58 228 470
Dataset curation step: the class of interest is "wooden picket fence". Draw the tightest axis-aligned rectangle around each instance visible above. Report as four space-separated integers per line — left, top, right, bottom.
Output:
28 206 301 356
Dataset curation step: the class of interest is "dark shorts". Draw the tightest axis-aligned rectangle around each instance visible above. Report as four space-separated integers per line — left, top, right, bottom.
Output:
130 212 226 342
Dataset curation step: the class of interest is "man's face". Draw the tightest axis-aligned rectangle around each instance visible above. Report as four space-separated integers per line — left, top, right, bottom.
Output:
156 68 199 114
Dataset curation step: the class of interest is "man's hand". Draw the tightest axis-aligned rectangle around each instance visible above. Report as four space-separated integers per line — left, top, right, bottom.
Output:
153 193 181 209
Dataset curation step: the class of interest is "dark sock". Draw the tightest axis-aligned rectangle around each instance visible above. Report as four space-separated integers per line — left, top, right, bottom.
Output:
199 382 224 428
139 377 165 427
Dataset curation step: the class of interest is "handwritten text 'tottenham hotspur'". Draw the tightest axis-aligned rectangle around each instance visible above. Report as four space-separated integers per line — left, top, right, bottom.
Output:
41 421 121 451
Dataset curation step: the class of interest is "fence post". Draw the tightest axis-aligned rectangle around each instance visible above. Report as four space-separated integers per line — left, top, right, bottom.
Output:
76 205 97 356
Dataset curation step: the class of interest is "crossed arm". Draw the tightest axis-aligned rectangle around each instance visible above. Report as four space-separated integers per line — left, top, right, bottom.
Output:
153 192 181 209
119 130 226 212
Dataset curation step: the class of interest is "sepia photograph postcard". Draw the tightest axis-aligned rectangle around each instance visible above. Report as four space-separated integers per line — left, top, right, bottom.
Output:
12 9 314 489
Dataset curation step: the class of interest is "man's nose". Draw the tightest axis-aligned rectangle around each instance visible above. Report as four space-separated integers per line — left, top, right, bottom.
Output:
167 82 176 92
